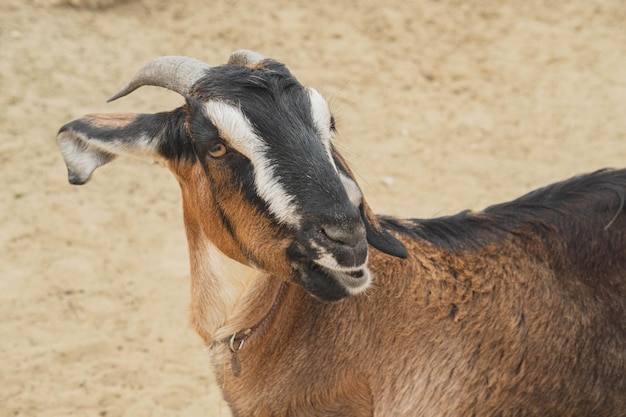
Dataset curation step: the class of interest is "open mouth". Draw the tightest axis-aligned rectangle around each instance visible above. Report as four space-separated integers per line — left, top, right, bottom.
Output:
293 260 372 301
316 262 370 289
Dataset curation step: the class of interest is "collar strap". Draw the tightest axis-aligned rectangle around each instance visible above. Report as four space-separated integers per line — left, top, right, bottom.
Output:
226 281 288 377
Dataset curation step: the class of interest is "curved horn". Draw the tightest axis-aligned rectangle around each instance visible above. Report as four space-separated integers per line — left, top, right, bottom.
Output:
227 49 266 67
107 56 212 102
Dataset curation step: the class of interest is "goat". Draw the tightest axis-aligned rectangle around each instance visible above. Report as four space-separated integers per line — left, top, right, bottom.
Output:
56 50 626 417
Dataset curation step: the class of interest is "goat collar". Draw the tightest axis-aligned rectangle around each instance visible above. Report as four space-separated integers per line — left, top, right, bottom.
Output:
225 281 288 377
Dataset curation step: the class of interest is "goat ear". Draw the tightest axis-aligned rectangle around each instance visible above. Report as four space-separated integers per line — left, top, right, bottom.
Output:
361 201 408 259
56 110 184 185
332 149 408 259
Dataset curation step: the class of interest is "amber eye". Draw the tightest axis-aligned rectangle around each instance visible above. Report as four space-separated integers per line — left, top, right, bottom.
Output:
208 143 227 158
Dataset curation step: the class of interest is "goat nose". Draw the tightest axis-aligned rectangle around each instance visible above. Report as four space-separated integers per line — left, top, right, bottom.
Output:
321 222 365 248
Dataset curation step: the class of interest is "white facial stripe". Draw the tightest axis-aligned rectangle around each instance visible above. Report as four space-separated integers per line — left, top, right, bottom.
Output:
203 101 259 160
203 101 301 226
307 88 337 172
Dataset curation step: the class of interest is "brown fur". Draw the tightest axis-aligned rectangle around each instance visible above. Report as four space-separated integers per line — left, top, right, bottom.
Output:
200 169 626 416
83 113 139 128
172 160 294 278
210 229 625 416
171 160 296 343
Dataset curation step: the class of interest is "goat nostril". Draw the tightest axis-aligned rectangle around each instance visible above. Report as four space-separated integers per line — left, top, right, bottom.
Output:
321 223 364 248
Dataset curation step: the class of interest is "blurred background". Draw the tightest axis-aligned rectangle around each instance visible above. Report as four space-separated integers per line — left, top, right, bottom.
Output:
1 0 625 415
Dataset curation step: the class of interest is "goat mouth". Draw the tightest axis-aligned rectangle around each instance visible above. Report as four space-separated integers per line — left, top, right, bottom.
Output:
314 260 371 288
292 260 372 301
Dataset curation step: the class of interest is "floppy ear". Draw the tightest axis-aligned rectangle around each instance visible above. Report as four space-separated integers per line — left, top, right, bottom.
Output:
56 109 186 185
359 201 408 259
333 151 408 259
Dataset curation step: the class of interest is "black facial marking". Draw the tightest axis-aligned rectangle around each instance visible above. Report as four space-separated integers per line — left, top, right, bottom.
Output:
196 152 269 270
188 61 384 297
187 99 222 158
192 62 346 219
189 95 289 271
156 108 195 161
296 262 350 302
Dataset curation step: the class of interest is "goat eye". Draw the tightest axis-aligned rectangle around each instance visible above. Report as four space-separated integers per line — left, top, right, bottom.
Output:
208 143 227 158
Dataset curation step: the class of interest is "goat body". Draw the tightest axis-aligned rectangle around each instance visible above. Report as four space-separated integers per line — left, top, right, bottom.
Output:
56 51 626 416
215 169 626 416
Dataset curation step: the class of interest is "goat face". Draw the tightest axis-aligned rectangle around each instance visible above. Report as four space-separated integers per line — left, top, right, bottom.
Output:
56 50 407 301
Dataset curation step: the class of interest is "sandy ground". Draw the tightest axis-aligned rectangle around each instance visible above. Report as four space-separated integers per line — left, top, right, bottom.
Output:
1 0 625 416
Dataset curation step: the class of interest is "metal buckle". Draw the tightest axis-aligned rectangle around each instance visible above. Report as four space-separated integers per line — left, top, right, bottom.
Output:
229 332 245 353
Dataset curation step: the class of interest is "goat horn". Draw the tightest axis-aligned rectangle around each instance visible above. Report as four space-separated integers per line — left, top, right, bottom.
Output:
107 56 212 102
228 49 266 66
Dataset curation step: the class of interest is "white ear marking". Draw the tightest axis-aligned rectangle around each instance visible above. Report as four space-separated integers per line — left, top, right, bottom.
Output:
57 130 115 184
339 172 363 208
308 88 332 142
